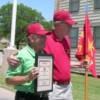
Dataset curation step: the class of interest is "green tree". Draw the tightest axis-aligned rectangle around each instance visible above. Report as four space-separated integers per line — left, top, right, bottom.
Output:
0 3 45 49
41 21 53 31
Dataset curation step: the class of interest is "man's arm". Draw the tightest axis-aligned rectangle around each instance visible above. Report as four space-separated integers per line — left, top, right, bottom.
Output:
71 61 82 68
7 55 20 67
6 75 30 85
71 60 89 69
5 68 39 85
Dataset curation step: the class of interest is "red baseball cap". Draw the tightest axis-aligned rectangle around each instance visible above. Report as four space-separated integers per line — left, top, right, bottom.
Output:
53 10 77 25
27 23 48 36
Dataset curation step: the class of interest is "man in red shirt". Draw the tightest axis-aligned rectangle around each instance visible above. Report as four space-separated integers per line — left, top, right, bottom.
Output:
44 10 77 100
8 10 81 100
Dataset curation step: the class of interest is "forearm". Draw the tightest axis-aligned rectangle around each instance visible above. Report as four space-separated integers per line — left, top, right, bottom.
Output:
5 75 30 85
71 61 82 68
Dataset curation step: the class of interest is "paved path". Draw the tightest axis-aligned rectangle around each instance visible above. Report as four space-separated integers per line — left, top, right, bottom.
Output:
0 87 15 100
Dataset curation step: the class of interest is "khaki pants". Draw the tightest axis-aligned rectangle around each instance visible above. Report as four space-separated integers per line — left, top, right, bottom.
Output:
48 82 73 100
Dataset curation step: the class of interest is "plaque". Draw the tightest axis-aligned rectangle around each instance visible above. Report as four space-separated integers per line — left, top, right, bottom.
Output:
34 54 53 93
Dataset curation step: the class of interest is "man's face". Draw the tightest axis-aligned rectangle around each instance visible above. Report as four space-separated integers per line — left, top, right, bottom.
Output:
29 34 46 51
54 21 72 38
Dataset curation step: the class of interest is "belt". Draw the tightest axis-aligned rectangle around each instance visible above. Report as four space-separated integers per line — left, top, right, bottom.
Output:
53 81 70 85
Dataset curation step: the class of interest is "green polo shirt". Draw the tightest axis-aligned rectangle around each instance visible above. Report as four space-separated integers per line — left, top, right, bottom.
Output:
6 45 36 93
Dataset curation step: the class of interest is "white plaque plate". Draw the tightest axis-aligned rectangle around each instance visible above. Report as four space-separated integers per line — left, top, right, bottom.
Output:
35 55 53 93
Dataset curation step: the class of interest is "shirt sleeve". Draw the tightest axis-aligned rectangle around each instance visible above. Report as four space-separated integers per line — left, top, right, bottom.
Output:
6 53 24 78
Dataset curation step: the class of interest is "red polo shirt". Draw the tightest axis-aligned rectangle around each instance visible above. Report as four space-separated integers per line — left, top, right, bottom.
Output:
44 31 71 83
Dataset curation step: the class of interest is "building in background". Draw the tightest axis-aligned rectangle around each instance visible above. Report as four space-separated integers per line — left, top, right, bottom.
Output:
55 0 100 76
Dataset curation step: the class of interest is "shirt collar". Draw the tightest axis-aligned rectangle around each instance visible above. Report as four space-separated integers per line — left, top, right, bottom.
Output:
52 31 70 43
26 45 35 58
63 36 71 48
52 31 62 42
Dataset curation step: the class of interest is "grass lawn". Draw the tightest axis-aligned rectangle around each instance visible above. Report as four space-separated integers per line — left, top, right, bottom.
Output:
0 73 100 100
72 74 100 100
0 74 15 91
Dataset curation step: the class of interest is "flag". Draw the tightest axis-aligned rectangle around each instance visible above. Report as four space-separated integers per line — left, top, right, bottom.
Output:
76 14 97 77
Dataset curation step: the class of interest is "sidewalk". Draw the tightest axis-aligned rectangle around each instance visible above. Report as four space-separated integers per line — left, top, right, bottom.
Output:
0 87 15 100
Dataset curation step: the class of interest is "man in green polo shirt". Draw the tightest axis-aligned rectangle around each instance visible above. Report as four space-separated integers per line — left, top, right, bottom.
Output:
5 23 48 100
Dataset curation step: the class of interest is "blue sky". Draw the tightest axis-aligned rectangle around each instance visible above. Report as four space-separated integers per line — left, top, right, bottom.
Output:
0 0 55 21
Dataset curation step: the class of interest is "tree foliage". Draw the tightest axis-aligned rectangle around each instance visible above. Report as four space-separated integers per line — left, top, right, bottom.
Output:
0 3 52 49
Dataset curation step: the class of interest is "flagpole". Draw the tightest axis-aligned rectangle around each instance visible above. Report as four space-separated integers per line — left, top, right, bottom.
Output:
84 0 89 100
1 0 18 74
10 0 17 47
84 61 88 100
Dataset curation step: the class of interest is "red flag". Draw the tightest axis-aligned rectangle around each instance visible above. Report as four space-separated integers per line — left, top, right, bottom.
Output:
76 14 97 77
